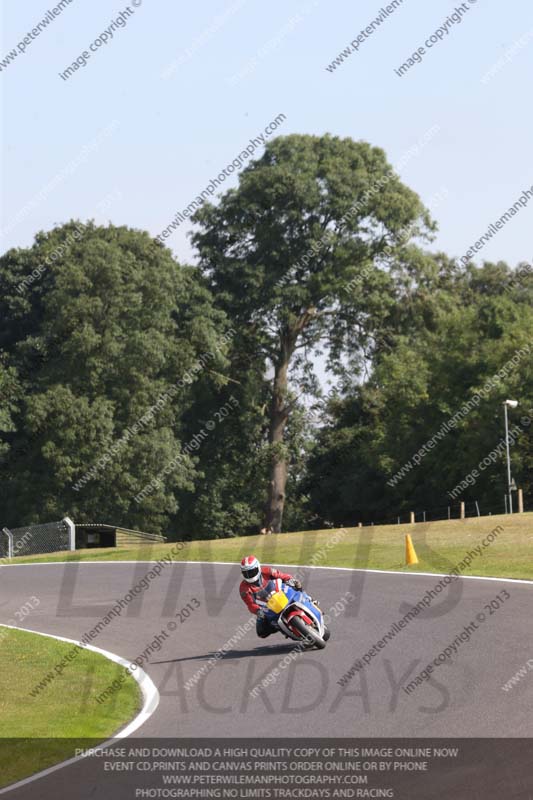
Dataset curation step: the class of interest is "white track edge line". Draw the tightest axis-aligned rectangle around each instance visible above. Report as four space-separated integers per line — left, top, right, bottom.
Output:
3 559 533 585
0 624 160 795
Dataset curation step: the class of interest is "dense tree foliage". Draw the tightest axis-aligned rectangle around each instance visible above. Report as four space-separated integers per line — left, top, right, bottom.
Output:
0 223 228 533
1 136 531 538
304 260 533 525
0 359 19 461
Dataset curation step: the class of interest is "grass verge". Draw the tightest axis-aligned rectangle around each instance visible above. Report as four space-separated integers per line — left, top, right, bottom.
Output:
8 512 533 581
0 627 140 789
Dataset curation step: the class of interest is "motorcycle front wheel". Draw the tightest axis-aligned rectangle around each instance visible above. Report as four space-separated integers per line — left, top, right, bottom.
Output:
290 616 327 649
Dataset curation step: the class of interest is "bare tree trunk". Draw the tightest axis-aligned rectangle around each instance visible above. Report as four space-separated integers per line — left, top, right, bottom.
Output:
265 339 292 533
264 310 316 532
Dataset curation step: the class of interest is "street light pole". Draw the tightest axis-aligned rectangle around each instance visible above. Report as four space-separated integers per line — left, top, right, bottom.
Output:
503 400 518 514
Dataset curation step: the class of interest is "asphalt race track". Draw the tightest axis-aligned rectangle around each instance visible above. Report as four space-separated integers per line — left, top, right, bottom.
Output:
1 560 533 798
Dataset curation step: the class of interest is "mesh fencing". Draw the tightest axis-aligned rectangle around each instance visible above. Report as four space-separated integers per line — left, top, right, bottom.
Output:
0 518 73 558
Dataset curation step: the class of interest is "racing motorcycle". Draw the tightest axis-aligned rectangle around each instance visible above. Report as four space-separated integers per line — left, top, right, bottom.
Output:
257 578 330 649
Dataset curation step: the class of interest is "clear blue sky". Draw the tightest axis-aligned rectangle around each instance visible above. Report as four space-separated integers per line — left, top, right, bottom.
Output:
1 0 532 269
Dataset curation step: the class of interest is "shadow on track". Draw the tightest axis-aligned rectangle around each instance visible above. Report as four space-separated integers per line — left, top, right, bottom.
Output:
150 642 301 665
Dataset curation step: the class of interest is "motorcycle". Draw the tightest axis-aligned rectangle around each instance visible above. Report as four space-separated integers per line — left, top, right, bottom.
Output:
257 578 330 649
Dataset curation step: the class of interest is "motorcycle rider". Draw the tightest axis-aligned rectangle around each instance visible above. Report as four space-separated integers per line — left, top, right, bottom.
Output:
239 554 302 638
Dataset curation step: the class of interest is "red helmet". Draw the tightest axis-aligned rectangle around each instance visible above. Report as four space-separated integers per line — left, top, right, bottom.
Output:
241 554 261 584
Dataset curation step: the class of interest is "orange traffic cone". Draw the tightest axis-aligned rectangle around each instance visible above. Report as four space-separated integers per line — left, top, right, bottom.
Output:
405 534 419 566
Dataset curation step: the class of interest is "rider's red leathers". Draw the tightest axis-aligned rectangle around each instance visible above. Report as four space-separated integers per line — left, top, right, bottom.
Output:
239 566 294 614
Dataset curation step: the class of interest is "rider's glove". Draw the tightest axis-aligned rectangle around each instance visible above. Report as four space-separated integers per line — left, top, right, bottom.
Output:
288 578 302 590
256 608 266 619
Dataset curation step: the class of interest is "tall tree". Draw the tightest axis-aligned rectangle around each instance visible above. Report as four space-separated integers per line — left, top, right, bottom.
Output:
192 134 435 530
0 222 228 532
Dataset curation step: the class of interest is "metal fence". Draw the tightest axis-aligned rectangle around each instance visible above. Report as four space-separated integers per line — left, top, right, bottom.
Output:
0 517 74 559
